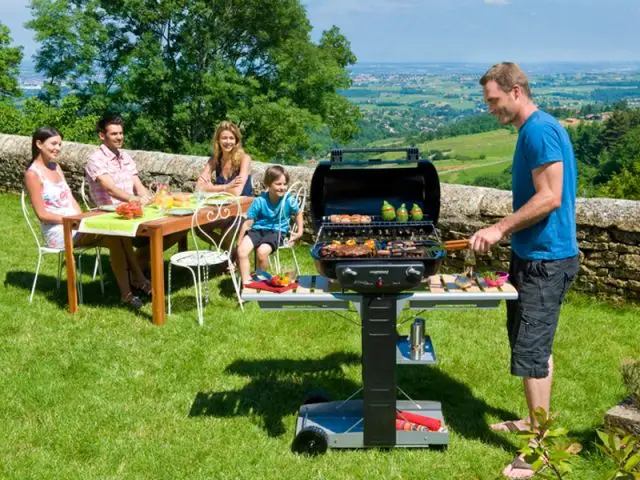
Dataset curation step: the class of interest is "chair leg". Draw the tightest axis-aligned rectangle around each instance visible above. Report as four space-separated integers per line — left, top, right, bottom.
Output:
187 266 203 327
77 254 83 305
203 265 210 307
274 250 282 274
229 260 244 312
93 246 101 280
96 248 105 294
30 251 44 303
291 248 301 277
167 263 173 315
56 252 63 290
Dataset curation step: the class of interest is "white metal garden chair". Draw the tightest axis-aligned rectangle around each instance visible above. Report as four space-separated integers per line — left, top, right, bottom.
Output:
273 181 307 276
167 193 244 325
80 176 103 280
22 190 104 303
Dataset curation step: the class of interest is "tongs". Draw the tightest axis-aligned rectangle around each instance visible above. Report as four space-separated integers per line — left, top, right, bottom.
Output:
444 239 476 277
444 239 469 251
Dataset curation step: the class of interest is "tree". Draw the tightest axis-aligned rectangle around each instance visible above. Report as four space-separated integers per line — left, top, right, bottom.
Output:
0 22 23 100
26 0 361 162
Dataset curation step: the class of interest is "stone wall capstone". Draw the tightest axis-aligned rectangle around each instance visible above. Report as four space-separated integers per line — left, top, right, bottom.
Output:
3 133 640 301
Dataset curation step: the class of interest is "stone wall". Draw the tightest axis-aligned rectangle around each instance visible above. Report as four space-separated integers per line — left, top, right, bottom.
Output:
3 133 640 301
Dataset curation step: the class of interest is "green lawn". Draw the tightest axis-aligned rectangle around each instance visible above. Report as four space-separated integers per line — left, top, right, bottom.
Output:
1 191 637 479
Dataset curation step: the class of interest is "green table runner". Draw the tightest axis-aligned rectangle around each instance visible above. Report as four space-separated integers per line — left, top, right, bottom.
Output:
79 208 167 237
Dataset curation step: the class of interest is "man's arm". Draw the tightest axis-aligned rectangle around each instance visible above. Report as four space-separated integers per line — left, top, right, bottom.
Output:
95 174 148 204
470 161 563 252
132 176 150 201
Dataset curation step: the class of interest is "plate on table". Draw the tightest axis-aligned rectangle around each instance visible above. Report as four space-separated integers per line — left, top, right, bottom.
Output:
167 208 194 216
205 198 233 206
98 205 117 212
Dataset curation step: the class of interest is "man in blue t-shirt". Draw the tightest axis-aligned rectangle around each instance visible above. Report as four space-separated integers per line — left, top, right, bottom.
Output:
470 63 579 479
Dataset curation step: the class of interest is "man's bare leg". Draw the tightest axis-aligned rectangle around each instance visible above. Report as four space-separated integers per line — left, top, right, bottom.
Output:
523 355 553 426
502 356 553 478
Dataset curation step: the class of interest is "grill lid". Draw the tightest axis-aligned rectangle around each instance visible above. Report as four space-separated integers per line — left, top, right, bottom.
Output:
310 147 440 232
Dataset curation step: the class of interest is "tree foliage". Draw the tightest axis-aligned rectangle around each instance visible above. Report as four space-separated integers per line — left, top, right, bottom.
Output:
26 0 361 162
566 105 640 199
0 23 23 100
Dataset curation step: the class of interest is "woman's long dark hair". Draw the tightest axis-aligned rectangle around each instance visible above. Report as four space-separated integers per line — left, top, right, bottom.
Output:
30 127 63 167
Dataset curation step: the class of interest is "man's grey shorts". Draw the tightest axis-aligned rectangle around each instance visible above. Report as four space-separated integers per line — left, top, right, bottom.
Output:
506 253 579 378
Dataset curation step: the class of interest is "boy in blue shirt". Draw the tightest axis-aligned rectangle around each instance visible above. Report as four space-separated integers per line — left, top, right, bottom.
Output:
237 165 303 285
470 63 579 479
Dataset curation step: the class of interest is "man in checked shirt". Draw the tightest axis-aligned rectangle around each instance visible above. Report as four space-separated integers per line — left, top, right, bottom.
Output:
85 114 183 279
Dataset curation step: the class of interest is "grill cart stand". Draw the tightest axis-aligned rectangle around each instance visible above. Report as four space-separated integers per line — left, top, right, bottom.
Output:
242 274 517 454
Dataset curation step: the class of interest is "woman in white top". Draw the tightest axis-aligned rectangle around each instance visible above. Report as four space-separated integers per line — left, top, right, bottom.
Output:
24 127 150 309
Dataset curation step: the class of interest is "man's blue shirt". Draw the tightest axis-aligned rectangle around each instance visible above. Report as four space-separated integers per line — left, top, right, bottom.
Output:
511 110 578 260
246 192 300 234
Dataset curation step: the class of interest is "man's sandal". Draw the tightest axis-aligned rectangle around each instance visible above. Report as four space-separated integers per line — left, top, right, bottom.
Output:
491 420 529 433
121 292 143 310
132 281 153 297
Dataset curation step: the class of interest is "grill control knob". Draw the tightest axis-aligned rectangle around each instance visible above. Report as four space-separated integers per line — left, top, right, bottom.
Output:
405 267 422 282
342 267 357 278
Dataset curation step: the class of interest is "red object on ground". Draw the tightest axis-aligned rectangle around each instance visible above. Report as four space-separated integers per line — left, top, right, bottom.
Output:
243 280 298 293
396 410 442 431
395 419 429 431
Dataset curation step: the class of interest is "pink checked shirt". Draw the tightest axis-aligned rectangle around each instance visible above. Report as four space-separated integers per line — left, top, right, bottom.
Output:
85 145 138 206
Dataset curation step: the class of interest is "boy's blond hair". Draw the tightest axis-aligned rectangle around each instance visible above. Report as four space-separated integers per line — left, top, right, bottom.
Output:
263 165 289 186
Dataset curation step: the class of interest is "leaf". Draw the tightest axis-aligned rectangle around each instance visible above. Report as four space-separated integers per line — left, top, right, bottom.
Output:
565 442 583 455
624 453 640 471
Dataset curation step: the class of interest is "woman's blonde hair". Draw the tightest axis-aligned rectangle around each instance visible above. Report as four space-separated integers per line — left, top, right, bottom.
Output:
211 120 246 171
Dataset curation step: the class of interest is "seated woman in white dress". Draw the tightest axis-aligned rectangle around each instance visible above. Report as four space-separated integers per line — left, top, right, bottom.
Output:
24 127 151 309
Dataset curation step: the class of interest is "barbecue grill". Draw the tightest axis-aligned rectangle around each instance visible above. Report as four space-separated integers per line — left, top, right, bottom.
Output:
241 147 518 455
310 147 443 292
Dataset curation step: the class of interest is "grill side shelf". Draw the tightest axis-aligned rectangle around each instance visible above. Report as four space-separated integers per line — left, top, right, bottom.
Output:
241 275 518 310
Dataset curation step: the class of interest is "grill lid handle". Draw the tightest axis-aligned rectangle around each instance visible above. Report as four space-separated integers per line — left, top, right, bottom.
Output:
330 147 419 163
405 266 423 282
342 267 358 278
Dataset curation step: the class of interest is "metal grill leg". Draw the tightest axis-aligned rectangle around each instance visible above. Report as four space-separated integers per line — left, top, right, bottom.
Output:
361 294 397 447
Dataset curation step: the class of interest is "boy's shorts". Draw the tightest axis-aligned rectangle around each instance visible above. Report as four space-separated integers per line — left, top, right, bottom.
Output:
506 253 579 378
246 229 283 252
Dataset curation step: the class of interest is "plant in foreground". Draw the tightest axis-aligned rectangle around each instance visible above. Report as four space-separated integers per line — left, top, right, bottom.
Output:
515 407 582 479
596 428 640 480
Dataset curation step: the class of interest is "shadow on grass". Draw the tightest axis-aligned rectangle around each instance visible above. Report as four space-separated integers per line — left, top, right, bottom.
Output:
4 270 152 320
189 352 361 437
398 367 521 451
190 352 520 450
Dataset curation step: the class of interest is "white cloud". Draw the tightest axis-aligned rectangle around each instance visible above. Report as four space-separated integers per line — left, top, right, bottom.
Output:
484 0 511 5
304 0 428 14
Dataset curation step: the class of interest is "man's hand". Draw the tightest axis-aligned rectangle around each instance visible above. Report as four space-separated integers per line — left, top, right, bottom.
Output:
469 224 504 253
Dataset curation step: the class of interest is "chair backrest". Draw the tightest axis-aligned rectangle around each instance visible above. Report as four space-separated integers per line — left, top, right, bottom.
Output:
251 177 265 195
191 193 243 262
277 181 307 245
80 176 93 211
21 190 44 249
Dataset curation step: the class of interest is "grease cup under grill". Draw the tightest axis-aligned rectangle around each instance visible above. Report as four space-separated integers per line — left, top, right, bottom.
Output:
410 318 425 360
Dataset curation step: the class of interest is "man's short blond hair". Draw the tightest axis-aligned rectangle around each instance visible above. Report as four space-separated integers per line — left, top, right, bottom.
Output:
480 62 532 98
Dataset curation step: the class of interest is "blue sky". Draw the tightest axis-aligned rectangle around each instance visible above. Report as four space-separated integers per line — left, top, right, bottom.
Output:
2 0 639 63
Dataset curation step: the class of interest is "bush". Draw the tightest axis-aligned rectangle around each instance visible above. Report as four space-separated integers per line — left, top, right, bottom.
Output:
621 359 640 409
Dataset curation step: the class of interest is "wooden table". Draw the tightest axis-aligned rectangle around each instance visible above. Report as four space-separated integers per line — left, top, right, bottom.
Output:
63 197 252 326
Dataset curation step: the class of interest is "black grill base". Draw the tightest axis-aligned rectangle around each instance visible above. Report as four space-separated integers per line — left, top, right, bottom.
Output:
362 295 397 446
